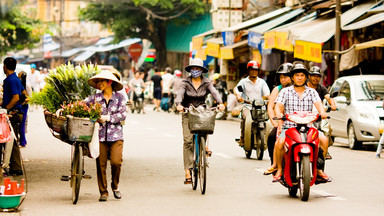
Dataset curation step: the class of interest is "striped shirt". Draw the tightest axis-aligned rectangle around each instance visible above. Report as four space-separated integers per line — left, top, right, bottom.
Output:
275 85 321 128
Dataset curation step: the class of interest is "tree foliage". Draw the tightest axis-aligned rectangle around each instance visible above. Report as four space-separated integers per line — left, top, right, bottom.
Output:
0 2 45 56
80 0 207 67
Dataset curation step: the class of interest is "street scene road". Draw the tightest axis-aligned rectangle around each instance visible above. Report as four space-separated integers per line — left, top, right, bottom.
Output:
12 105 384 216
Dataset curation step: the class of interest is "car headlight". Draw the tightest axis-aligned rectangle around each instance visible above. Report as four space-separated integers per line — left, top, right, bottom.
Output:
359 110 374 119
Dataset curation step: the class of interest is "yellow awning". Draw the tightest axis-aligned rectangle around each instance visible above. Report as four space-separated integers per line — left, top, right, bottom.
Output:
220 40 249 59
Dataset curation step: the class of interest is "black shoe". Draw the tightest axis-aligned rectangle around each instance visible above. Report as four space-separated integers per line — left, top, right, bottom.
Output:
9 170 23 176
113 191 121 199
99 195 108 202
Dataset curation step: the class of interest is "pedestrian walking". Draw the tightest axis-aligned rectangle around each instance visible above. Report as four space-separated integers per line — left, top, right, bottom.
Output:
84 70 127 202
18 71 32 147
151 67 162 111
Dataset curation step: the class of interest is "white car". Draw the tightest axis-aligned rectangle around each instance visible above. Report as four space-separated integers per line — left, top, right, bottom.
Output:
328 75 384 149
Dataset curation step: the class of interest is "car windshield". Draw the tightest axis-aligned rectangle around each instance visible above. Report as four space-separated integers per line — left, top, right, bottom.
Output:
355 79 384 101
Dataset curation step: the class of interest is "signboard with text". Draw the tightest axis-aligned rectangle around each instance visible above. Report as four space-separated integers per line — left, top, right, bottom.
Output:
294 40 322 63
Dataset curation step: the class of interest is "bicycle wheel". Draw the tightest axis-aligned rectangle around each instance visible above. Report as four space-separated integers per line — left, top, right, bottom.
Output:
192 135 198 190
199 135 207 194
71 143 83 204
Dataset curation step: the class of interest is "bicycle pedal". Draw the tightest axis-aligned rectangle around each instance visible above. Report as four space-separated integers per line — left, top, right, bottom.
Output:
206 163 210 168
61 175 70 181
83 175 92 179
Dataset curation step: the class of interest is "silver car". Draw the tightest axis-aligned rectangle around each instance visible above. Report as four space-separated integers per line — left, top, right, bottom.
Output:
328 75 384 149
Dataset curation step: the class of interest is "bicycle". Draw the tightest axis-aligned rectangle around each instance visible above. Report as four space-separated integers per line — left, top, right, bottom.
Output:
185 106 217 194
47 115 94 205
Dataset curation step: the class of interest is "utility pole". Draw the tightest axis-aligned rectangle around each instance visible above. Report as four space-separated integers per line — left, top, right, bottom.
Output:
335 0 341 80
59 0 64 64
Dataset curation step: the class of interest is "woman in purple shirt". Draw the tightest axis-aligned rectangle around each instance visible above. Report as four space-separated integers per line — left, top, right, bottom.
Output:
85 70 127 202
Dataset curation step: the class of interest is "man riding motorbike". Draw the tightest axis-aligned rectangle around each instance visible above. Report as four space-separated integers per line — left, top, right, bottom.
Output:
269 62 331 183
307 66 337 159
235 60 270 147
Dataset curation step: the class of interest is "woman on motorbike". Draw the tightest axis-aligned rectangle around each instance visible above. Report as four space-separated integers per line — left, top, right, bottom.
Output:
264 63 292 170
175 58 225 184
129 71 146 114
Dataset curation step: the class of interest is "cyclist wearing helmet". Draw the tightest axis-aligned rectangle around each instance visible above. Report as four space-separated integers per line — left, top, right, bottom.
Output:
270 61 331 183
234 60 270 146
307 66 337 111
264 63 292 172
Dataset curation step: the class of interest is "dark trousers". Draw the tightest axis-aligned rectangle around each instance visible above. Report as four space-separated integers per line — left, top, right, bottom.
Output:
9 113 23 171
267 127 277 165
19 104 29 146
96 140 123 196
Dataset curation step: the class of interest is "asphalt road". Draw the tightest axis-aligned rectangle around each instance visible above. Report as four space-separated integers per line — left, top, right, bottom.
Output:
7 105 384 216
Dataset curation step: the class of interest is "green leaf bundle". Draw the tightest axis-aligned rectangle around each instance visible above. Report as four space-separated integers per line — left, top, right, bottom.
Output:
30 63 100 112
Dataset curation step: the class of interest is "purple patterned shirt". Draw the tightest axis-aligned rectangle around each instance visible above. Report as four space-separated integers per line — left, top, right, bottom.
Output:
84 92 127 142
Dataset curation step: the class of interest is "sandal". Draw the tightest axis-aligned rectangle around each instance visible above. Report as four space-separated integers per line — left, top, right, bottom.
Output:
206 150 212 157
184 177 192 184
272 175 282 183
263 167 277 175
317 172 332 183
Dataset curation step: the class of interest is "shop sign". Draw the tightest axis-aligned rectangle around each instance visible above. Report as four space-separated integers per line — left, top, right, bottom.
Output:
252 49 262 65
207 42 220 58
294 40 322 63
192 37 204 50
195 47 207 60
264 31 276 50
220 48 234 59
248 32 261 48
222 31 235 46
275 32 293 52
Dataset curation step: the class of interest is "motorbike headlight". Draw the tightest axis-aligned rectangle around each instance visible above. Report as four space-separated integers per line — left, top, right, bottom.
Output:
359 110 374 119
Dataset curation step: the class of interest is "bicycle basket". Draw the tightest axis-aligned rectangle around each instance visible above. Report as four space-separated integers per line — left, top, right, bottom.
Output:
188 106 217 134
67 116 95 142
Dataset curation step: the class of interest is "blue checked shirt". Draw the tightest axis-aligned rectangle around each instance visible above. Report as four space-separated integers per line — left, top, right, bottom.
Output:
275 85 321 128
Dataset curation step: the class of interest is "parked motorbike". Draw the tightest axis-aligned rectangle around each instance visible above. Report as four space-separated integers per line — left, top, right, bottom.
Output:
274 111 328 201
130 83 145 114
237 86 268 160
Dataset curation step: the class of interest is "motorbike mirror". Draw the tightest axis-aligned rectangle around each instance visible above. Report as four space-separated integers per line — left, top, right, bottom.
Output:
330 91 338 98
237 86 244 93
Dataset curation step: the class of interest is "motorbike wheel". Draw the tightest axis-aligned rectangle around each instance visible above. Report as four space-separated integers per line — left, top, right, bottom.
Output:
288 186 298 197
299 155 311 201
256 130 264 160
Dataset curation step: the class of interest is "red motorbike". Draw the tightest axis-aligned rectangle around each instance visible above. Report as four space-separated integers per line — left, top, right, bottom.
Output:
275 111 325 201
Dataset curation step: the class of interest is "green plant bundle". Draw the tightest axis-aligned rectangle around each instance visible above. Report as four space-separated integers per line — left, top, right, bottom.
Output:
30 63 100 112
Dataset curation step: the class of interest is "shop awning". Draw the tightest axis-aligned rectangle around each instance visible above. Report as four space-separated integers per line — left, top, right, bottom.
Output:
355 38 384 50
61 48 83 58
249 9 304 35
223 7 291 32
95 38 141 52
368 4 384 13
168 13 213 53
220 40 248 59
342 12 384 30
192 29 218 39
73 50 96 62
297 0 381 44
